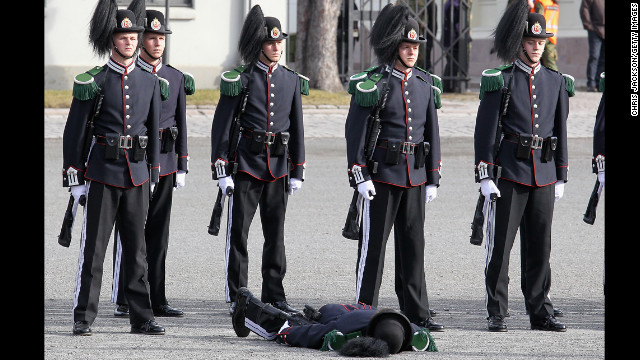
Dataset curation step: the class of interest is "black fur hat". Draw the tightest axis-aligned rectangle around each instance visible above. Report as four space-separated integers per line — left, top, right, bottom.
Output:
89 0 144 58
370 3 421 65
238 5 265 64
127 0 146 29
491 0 530 63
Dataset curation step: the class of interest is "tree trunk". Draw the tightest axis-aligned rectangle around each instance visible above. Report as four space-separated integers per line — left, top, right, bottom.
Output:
295 0 344 92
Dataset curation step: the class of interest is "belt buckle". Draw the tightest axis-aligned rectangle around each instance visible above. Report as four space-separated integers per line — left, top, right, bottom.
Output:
265 132 275 145
120 135 133 149
530 135 543 150
402 142 415 155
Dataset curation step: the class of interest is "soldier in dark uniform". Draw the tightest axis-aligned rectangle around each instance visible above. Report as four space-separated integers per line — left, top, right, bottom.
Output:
63 0 164 335
210 5 307 316
230 287 437 354
344 3 444 332
111 3 195 319
474 1 572 332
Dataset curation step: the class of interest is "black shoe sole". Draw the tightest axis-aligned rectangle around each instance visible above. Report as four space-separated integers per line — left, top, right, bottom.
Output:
73 330 92 336
153 312 184 317
130 328 165 335
488 327 508 332
232 293 251 337
531 325 567 332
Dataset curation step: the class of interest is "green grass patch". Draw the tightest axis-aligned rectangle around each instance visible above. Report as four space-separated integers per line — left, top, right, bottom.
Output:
45 88 475 108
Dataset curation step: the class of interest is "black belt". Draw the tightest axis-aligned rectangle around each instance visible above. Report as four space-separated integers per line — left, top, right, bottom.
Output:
376 139 418 154
242 128 279 144
95 134 135 149
503 133 546 150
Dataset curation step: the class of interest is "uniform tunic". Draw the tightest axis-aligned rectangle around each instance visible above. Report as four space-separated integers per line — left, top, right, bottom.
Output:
344 65 441 323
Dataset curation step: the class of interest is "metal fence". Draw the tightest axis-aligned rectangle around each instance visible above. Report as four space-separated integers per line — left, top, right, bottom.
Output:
338 0 471 92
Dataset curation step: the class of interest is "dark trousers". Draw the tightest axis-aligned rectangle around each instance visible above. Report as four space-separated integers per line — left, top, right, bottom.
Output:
586 30 605 89
356 183 430 322
113 173 175 307
225 172 288 304
520 217 552 313
73 181 153 325
485 180 554 321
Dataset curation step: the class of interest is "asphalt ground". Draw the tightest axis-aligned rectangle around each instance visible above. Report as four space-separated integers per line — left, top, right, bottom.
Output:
44 91 606 359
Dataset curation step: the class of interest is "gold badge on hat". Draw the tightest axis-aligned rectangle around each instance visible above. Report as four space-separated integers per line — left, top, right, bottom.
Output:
122 17 133 29
270 27 280 38
531 22 542 35
408 28 417 40
151 18 162 31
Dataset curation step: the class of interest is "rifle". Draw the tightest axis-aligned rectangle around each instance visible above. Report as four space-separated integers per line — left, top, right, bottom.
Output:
208 84 249 236
583 178 601 225
58 84 104 248
470 69 512 246
58 193 86 247
342 82 389 240
208 187 234 235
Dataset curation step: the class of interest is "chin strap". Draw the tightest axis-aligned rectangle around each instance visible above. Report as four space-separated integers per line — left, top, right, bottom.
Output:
142 46 162 61
261 50 276 64
112 39 137 60
396 54 413 69
521 44 535 64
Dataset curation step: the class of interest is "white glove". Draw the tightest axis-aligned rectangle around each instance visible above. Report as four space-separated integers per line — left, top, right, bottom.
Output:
480 179 500 198
425 184 437 203
175 171 186 190
218 176 234 194
70 184 86 200
554 182 564 202
288 178 302 195
150 182 157 194
357 180 376 200
597 171 604 187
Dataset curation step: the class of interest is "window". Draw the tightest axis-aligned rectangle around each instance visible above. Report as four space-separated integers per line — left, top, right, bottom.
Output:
116 0 193 7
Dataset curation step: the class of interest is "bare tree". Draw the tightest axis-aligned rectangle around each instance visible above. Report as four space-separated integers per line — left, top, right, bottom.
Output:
295 0 344 92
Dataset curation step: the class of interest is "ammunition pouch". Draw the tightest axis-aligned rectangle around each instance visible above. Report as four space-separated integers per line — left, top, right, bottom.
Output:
384 140 402 165
414 141 431 169
272 131 290 156
160 126 178 153
132 135 148 162
516 134 534 159
104 133 121 160
249 130 268 154
541 136 557 163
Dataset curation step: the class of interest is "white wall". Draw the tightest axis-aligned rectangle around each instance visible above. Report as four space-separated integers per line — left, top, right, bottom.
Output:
45 0 289 90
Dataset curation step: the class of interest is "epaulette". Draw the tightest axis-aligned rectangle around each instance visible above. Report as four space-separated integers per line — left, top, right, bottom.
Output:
347 66 379 95
168 64 196 95
415 66 443 109
354 72 384 107
282 65 310 95
479 64 513 100
599 72 605 92
157 76 170 101
72 66 104 101
220 65 248 96
561 73 575 97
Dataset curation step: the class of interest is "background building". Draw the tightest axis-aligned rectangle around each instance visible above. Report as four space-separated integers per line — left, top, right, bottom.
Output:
44 0 591 91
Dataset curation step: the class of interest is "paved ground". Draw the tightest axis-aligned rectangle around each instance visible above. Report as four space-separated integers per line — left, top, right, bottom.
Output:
44 91 605 359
